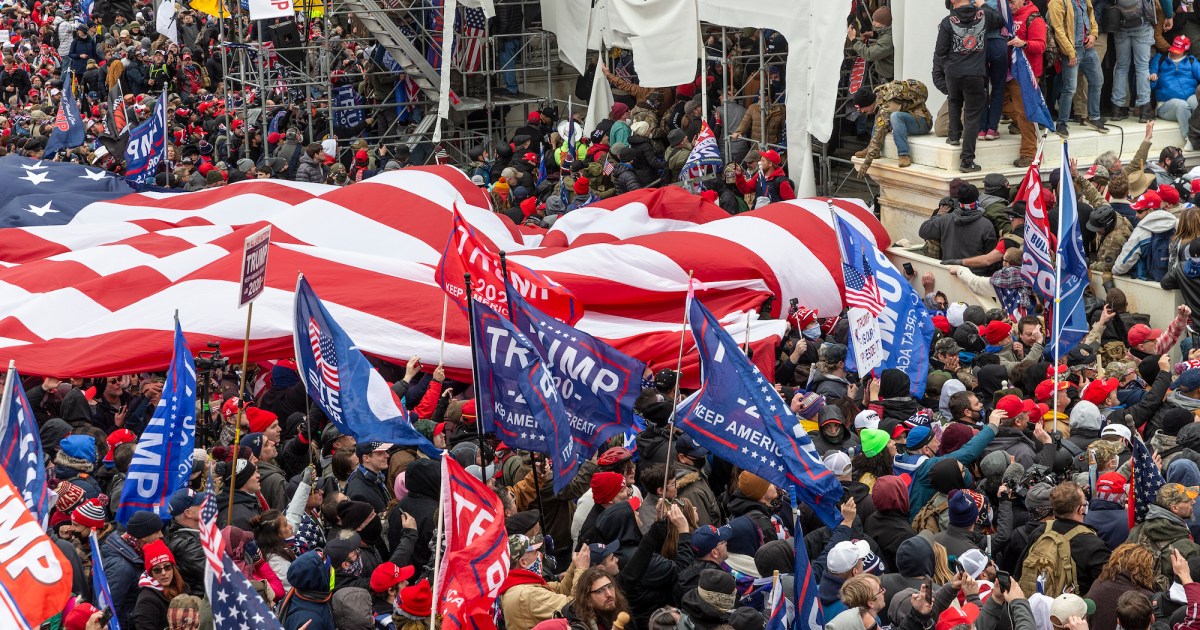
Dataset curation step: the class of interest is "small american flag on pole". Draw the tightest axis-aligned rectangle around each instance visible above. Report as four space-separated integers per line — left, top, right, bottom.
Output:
1129 437 1166 526
308 317 340 391
454 7 487 73
835 215 885 316
199 469 224 578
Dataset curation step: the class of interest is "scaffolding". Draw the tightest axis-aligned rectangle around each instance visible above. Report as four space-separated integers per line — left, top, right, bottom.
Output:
217 0 565 165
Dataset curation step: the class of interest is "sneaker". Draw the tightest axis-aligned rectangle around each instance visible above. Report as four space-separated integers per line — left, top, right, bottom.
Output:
898 156 912 168
1138 104 1153 123
978 130 987 139
986 130 1000 140
1083 118 1110 133
1055 122 1070 138
947 137 962 146
1013 156 1033 168
959 160 982 172
1112 106 1129 121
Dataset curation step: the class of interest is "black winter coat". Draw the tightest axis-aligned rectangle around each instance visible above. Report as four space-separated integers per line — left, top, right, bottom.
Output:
611 163 641 194
166 523 206 595
392 458 439 573
218 490 262 530
345 467 390 513
864 510 916 572
628 135 664 186
133 583 190 630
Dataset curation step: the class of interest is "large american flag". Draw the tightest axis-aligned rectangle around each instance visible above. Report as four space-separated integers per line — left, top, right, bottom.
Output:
454 7 487 73
1130 437 1166 525
307 318 340 391
0 155 889 388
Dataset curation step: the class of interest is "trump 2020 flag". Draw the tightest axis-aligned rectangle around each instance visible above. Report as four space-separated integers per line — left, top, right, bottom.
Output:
792 501 824 628
437 456 510 630
43 71 85 156
764 570 794 630
0 363 50 525
840 217 936 398
676 293 844 529
123 89 168 186
292 275 439 457
998 0 1053 130
1054 142 1090 357
116 316 196 524
471 296 579 494
507 280 646 461
89 532 122 630
681 121 722 191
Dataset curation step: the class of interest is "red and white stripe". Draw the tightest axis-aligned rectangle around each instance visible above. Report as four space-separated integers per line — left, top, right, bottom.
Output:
0 166 888 387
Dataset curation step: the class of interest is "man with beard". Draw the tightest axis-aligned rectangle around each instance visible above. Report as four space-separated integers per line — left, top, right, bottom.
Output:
561 567 632 630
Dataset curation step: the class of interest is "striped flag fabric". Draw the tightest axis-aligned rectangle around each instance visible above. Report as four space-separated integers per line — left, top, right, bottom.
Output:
453 6 487 73
1129 437 1165 526
0 156 889 389
680 121 722 191
199 470 224 578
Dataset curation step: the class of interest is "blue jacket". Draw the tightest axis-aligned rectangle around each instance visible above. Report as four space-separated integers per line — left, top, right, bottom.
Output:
1151 53 1200 102
282 551 335 630
908 425 998 521
100 534 143 630
1085 499 1131 550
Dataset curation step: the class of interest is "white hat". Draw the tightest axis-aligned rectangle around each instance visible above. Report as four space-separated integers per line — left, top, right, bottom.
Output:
827 540 871 574
1049 593 1095 625
1101 424 1132 443
320 138 337 158
822 451 852 477
946 302 968 328
957 548 988 580
854 409 880 431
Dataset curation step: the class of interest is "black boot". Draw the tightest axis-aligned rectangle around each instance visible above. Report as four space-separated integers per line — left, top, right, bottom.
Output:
1112 106 1130 121
1138 104 1153 123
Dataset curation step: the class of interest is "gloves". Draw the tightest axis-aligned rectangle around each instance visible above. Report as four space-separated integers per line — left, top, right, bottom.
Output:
940 259 963 266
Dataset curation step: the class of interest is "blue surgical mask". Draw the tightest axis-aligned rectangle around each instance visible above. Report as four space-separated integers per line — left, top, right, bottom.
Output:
802 326 821 340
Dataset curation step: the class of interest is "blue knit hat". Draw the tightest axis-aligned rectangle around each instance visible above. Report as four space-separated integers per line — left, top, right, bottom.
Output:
905 425 933 450
948 489 980 528
59 434 95 462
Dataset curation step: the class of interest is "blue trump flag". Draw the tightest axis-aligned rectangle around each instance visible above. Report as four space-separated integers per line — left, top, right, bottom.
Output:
90 532 122 630
840 216 936 397
506 280 646 461
471 296 579 494
792 501 824 628
997 0 1054 130
44 71 86 156
1054 142 1090 356
676 294 844 529
0 364 50 525
116 316 196 524
292 275 439 457
123 89 168 186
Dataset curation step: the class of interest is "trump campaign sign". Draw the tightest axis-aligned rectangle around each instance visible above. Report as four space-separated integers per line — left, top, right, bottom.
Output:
0 465 73 630
437 456 510 630
239 225 271 307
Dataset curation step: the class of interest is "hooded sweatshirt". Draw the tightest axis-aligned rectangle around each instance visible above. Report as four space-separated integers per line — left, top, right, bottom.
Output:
393 458 439 573
1113 209 1179 276
881 536 934 618
1161 257 1200 316
918 202 999 263
865 475 916 570
281 551 334 630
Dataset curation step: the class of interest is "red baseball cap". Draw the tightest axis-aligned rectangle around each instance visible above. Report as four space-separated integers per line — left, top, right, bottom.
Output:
937 603 980 630
1081 377 1119 406
1128 323 1162 347
1096 472 1128 496
370 562 415 593
1158 184 1182 205
1171 35 1192 54
759 149 781 166
1131 190 1163 212
995 395 1035 419
1035 378 1068 402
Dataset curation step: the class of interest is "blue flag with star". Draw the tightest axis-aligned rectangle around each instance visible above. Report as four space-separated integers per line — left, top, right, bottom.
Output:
471 296 579 494
1053 142 1090 357
89 532 122 630
293 275 439 456
115 316 196 524
44 70 86 156
207 551 285 629
676 296 844 529
506 279 646 461
0 155 134 227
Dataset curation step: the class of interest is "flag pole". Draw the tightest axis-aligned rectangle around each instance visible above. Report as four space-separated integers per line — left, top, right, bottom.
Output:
1052 143 1065 429
0 360 16 430
662 269 694 500
463 272 488 483
438 293 449 365
742 310 752 355
430 455 446 630
228 303 253 526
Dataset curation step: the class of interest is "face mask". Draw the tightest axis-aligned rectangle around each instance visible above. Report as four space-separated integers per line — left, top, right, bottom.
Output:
346 555 363 576
284 535 298 548
802 326 821 340
526 555 542 576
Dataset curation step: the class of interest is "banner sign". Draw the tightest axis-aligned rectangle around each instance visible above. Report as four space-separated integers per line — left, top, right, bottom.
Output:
239 226 271 307
847 307 882 377
0 466 73 630
436 456 510 630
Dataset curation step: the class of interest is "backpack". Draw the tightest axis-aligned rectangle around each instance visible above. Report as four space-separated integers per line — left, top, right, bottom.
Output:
912 495 949 534
1133 228 1175 281
1019 521 1086 596
1023 12 1057 75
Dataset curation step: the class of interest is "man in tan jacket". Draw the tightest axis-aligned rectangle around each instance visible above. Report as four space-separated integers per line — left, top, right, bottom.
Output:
1049 0 1108 134
497 535 589 630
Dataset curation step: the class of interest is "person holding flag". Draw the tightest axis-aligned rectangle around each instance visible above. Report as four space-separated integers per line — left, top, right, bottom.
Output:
1003 0 1050 165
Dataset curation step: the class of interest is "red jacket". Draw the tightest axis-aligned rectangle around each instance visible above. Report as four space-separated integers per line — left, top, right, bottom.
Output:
1012 2 1048 78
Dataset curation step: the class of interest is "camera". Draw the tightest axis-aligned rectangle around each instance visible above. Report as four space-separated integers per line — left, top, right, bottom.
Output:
195 341 229 372
1018 464 1060 492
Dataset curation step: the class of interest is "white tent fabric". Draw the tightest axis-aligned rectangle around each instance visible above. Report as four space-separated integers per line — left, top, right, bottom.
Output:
584 56 615 135
539 0 592 75
610 0 699 88
543 0 846 196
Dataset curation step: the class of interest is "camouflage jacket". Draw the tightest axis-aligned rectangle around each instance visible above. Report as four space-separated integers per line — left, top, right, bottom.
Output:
864 79 933 158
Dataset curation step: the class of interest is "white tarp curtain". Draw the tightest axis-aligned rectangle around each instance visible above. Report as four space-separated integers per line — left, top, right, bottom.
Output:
610 0 699 88
583 56 614 135
539 0 846 196
459 0 495 19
